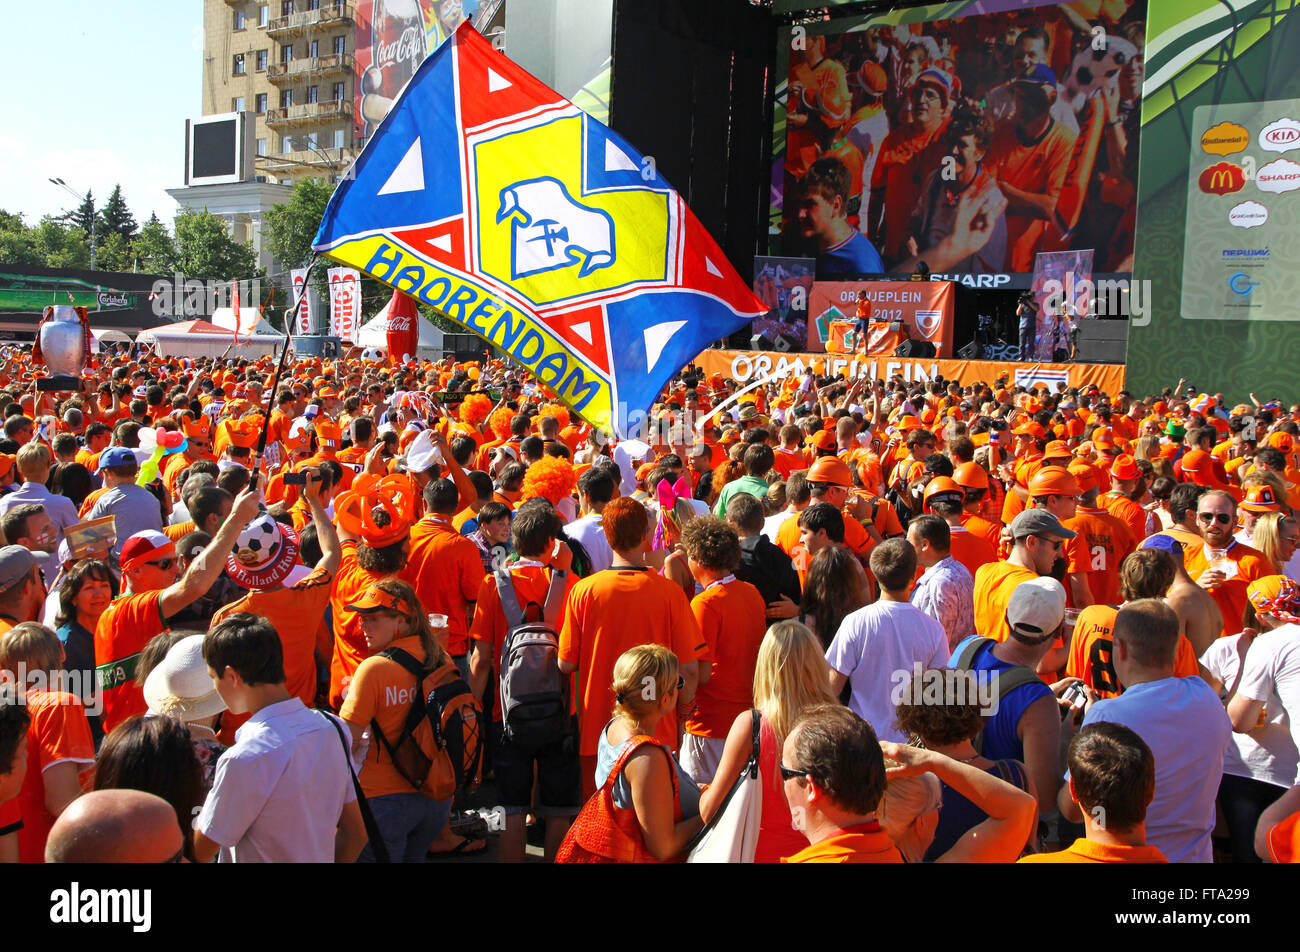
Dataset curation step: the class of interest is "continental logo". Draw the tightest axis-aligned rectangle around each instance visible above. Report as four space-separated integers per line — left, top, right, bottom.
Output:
1199 161 1246 196
1200 121 1249 156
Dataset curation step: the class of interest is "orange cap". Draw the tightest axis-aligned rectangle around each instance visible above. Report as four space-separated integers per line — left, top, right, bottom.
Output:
953 461 989 491
1092 426 1115 449
1267 431 1295 453
895 414 922 432
1029 465 1079 498
1013 420 1047 440
1043 440 1071 462
807 430 836 451
1181 449 1215 483
923 476 964 511
1067 459 1098 493
1110 454 1141 482
1241 483 1284 513
807 457 853 487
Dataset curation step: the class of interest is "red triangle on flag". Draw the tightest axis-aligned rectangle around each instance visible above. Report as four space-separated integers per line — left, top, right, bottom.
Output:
393 220 467 271
677 210 767 317
540 306 610 375
451 22 563 132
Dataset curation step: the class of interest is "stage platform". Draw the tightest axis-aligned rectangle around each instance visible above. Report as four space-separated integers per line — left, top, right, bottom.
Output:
693 349 1126 394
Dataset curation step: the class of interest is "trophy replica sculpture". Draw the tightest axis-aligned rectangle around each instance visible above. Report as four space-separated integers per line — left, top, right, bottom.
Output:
33 305 92 391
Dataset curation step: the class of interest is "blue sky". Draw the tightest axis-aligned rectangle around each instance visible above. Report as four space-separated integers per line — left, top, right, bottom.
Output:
0 1 202 229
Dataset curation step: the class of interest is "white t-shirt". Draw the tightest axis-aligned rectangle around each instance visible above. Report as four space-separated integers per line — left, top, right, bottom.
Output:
826 600 948 743
1234 623 1300 788
567 512 614 573
196 698 355 863
1200 634 1297 788
761 510 791 544
1080 677 1230 863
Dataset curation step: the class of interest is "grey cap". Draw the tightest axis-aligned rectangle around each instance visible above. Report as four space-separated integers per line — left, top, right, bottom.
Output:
1010 508 1077 540
0 545 38 588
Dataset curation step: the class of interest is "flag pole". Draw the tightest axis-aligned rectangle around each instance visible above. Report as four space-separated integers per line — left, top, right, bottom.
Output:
253 253 321 479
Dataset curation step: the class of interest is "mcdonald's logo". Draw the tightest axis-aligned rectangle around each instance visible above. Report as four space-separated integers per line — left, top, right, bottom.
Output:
1199 161 1246 196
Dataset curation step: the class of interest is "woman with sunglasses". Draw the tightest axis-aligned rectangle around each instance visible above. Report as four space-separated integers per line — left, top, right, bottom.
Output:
338 578 462 863
560 645 703 862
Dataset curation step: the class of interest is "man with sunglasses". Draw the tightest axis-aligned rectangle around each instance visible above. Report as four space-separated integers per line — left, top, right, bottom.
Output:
94 486 261 734
1184 490 1270 639
974 508 1075 643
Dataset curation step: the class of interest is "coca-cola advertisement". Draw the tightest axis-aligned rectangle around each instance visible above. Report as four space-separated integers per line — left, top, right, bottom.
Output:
384 289 420 365
354 1 488 144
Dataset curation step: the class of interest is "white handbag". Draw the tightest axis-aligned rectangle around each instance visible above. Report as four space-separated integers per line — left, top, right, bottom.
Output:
687 710 762 863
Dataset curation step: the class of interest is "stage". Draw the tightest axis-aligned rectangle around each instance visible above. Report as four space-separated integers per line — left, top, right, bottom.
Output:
692 349 1126 394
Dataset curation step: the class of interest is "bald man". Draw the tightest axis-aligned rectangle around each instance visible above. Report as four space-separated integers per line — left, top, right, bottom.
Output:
45 789 184 863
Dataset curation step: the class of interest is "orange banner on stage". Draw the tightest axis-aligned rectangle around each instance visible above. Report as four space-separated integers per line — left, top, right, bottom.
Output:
826 320 904 356
692 349 1126 394
808 280 956 356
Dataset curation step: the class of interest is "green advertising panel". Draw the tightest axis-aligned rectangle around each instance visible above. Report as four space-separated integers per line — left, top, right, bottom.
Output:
1128 0 1300 399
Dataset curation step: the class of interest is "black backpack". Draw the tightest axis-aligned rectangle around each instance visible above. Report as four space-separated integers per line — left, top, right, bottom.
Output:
495 568 572 750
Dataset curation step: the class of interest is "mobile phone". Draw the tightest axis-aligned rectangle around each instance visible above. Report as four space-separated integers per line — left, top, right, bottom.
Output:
1061 683 1087 710
284 471 307 486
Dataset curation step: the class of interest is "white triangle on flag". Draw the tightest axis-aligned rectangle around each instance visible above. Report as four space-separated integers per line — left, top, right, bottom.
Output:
704 257 722 278
643 320 686 373
571 320 593 345
487 68 512 92
430 233 453 253
377 138 425 196
604 138 639 174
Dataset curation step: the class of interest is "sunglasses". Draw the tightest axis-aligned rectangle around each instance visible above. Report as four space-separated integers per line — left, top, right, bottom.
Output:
1032 535 1065 551
779 762 810 782
1198 512 1233 526
147 558 176 571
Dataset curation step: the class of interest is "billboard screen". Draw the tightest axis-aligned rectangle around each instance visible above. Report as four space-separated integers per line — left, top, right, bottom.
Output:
354 1 499 146
772 0 1146 278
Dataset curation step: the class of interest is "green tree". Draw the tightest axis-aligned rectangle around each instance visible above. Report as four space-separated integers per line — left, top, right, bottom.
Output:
171 208 262 284
60 190 96 239
34 217 90 269
263 178 332 271
97 185 138 242
132 213 176 274
96 231 135 273
0 210 40 267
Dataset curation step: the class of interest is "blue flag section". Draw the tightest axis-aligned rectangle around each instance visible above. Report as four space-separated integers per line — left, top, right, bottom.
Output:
313 21 766 435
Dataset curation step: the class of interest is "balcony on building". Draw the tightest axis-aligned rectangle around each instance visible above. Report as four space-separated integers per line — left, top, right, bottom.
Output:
264 99 352 128
258 145 353 180
265 2 354 38
266 52 353 84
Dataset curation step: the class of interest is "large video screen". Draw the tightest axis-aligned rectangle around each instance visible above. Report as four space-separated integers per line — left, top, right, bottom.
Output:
772 0 1146 278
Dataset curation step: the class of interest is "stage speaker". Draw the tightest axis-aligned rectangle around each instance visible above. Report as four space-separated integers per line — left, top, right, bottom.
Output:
957 340 982 360
750 332 771 350
895 339 936 358
751 332 798 353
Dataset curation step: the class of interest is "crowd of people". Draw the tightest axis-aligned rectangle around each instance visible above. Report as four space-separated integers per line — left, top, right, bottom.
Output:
784 4 1144 276
0 341 1298 865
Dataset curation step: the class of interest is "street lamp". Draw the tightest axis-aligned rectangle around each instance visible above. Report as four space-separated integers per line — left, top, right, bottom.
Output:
49 177 95 271
291 136 342 182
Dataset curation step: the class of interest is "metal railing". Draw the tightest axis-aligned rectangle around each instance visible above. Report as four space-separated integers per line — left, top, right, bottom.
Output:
265 2 353 36
266 52 353 82
264 99 351 125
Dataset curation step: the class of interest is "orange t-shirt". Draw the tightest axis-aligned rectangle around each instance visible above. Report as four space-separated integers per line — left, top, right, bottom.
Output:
684 578 767 738
947 525 998 578
213 566 334 710
78 487 109 518
164 520 197 543
961 511 1004 552
1064 506 1136 608
94 590 168 734
773 448 805 481
558 566 705 757
1066 603 1199 699
329 542 391 708
1018 838 1168 863
1100 490 1148 546
973 561 1039 642
781 823 903 863
469 564 578 722
338 635 435 798
1183 540 1272 638
405 515 487 657
16 690 95 864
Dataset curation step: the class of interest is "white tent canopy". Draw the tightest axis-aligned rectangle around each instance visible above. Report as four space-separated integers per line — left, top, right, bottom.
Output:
355 301 444 360
211 306 279 337
90 328 133 346
136 320 285 359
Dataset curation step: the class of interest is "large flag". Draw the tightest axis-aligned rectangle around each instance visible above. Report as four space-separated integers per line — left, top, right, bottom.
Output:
313 22 765 435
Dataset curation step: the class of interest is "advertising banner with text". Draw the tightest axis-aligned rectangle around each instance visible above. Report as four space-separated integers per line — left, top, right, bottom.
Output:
808 280 954 355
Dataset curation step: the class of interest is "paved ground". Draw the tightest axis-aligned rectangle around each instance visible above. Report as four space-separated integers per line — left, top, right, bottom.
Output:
424 778 546 863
